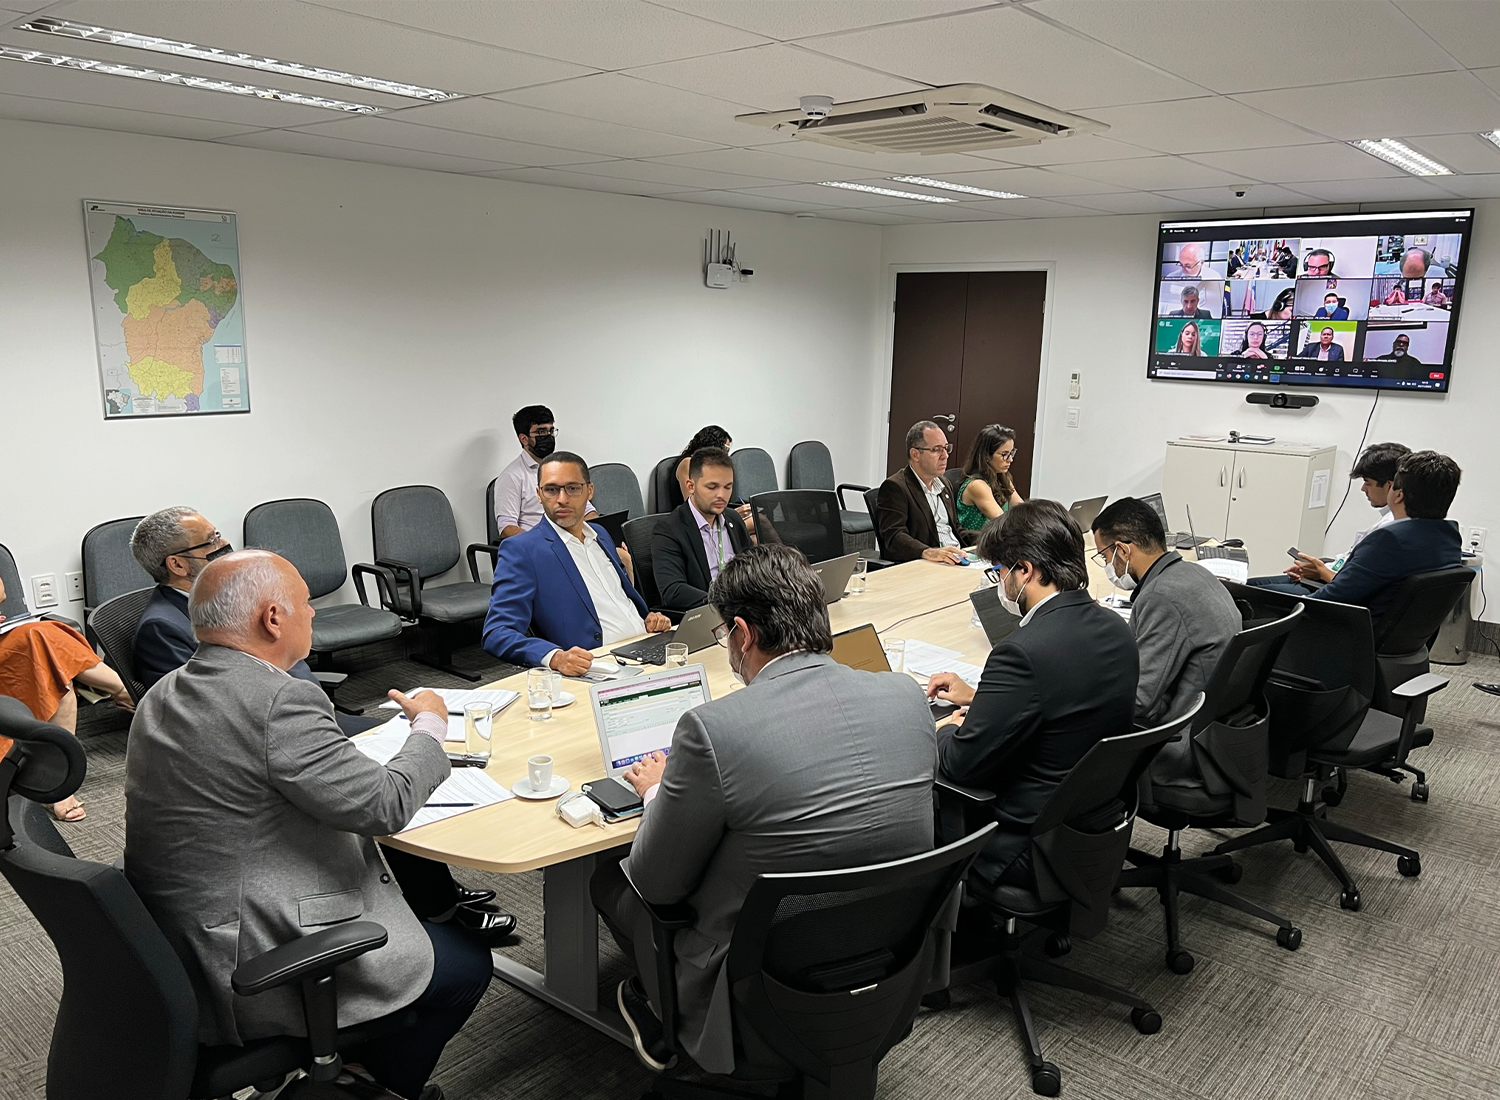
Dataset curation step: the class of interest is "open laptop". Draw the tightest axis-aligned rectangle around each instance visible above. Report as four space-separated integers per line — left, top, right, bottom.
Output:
811 552 860 605
1185 505 1249 564
1139 493 1207 549
610 603 722 665
1067 495 1109 532
830 623 960 720
583 664 712 809
968 585 1023 647
590 509 629 546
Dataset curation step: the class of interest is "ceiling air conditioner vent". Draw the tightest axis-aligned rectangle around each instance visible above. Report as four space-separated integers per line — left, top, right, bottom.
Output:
736 84 1104 155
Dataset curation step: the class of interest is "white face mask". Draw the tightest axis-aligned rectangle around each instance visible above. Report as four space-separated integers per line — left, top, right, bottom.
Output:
997 566 1024 618
1105 548 1137 592
725 622 749 686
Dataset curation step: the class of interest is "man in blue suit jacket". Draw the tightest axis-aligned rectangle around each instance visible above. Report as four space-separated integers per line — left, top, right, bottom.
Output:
483 451 671 675
1309 450 1463 626
1297 326 1346 360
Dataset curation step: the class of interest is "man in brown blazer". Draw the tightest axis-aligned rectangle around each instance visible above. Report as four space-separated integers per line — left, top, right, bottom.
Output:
875 420 978 563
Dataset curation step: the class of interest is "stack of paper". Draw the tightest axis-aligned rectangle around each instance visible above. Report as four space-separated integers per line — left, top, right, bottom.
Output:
351 721 514 831
902 639 985 686
378 687 519 715
1194 557 1250 585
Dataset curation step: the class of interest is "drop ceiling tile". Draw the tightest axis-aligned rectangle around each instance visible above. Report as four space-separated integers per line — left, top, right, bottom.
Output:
1082 97 1324 155
1034 0 1459 94
1403 133 1500 175
747 139 1014 178
647 0 985 40
729 182 934 208
1152 184 1320 209
1425 173 1500 200
626 42 922 113
903 196 1096 219
308 0 769 69
808 206 941 224
1288 176 1464 204
495 73 763 147
472 166 691 197
647 146 871 184
0 90 254 139
555 157 786 190
1060 191 1216 214
1184 143 1404 184
42 0 593 96
1233 72 1500 142
807 5 1203 112
966 134 1156 166
1468 66 1500 100
393 96 720 159
288 115 608 166
1052 156 1249 190
218 128 516 174
657 189 840 214
923 165 1129 197
1396 1 1500 70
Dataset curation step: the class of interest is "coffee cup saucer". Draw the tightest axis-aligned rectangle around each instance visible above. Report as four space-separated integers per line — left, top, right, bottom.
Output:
512 775 570 800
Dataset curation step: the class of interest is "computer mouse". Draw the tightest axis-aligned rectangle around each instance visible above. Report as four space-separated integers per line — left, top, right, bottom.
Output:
1221 538 1245 548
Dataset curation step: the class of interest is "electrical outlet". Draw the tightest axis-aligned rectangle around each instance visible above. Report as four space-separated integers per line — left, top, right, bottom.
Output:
65 571 84 601
31 574 58 609
1468 526 1487 552
1066 407 1081 429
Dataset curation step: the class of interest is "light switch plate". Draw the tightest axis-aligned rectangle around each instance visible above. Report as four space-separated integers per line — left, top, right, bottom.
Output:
1066 407 1081 429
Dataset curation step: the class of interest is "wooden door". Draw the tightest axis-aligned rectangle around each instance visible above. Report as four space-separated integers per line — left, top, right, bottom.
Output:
887 273 967 474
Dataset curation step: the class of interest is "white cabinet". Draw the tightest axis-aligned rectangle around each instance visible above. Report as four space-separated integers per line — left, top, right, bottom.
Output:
1162 439 1336 577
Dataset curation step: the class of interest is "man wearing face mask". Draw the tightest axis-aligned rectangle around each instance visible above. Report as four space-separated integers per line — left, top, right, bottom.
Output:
925 501 1137 889
494 404 595 540
1090 498 1240 729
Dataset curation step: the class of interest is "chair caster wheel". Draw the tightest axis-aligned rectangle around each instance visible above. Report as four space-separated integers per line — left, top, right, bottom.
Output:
1044 934 1071 958
1320 786 1343 807
1131 1007 1163 1035
1277 926 1302 951
1398 855 1421 877
1166 949 1195 975
1411 783 1429 803
1293 839 1309 854
1031 1062 1062 1096
1216 861 1243 884
920 989 951 1010
1340 889 1362 911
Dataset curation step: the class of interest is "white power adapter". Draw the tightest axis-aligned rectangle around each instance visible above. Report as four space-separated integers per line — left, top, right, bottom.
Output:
558 792 605 828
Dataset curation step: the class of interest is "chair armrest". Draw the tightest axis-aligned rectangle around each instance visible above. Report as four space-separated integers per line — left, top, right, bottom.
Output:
40 612 83 631
231 920 388 998
624 877 694 1054
1391 672 1448 701
374 558 424 618
466 542 500 583
864 556 897 572
837 483 872 512
351 562 396 610
313 671 348 687
935 776 997 804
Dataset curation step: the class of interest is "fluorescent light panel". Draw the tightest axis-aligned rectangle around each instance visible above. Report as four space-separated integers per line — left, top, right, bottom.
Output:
1481 130 1500 151
0 45 381 112
818 181 955 203
888 175 1026 199
21 16 459 102
1348 138 1451 176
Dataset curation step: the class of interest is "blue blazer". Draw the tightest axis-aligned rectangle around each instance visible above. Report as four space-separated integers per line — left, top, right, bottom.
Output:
1296 341 1345 361
1309 517 1462 625
481 521 649 668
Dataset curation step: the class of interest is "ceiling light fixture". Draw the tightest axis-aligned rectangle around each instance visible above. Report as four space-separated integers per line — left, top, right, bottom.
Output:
1481 130 1500 152
0 45 382 112
1348 138 1452 176
888 175 1027 199
20 16 460 101
818 181 955 203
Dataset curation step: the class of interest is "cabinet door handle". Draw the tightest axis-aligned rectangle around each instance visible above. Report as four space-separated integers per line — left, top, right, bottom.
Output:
1219 467 1226 487
1237 467 1246 489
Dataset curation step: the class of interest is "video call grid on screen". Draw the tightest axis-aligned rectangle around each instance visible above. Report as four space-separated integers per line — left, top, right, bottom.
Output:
1149 210 1473 393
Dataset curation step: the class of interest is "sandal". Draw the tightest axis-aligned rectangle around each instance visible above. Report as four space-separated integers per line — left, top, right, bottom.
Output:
50 798 87 823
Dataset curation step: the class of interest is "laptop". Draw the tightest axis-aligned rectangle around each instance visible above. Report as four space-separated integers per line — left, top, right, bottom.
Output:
610 603 722 665
1067 495 1109 532
968 585 1023 647
1139 493 1207 549
1185 505 1249 564
811 552 860 605
583 664 712 808
590 509 629 546
830 623 961 720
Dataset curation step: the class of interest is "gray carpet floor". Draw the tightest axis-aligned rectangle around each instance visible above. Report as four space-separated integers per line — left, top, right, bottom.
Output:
4 637 1500 1100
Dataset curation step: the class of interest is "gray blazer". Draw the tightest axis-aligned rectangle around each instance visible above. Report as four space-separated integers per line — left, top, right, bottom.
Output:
624 651 937 1073
124 644 451 1046
1130 552 1241 728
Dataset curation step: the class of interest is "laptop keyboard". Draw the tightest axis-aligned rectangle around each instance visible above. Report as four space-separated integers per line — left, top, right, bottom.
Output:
1198 544 1250 563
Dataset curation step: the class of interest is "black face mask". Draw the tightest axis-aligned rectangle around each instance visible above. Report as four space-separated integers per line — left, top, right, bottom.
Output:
531 433 557 459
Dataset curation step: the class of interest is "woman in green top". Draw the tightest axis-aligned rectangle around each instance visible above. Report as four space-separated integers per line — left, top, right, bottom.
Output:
957 424 1025 532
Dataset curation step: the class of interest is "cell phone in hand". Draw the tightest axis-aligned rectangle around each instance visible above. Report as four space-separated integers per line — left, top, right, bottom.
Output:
1287 547 1302 560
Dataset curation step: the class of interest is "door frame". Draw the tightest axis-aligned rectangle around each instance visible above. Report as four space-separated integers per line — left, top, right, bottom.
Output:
877 262 1057 494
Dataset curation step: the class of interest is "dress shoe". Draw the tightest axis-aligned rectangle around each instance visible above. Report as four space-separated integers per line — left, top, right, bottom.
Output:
618 978 676 1072
453 883 496 908
453 904 518 944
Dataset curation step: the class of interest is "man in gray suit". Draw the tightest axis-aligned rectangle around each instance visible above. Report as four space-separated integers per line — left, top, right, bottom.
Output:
125 551 491 1100
591 544 937 1074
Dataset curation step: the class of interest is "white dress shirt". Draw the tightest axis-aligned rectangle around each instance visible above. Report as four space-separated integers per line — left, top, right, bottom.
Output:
1018 590 1060 628
918 472 961 549
547 517 644 650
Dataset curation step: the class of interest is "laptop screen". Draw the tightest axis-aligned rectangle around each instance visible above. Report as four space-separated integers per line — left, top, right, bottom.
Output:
1140 493 1170 531
829 623 891 673
592 665 711 773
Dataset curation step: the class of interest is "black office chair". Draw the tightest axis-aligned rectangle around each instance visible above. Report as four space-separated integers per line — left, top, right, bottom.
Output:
786 441 872 539
1211 585 1446 911
86 587 155 704
480 477 505 571
731 447 779 502
591 462 647 521
859 488 897 571
0 697 416 1100
1116 607 1304 973
935 702 1198 1096
81 516 151 616
632 823 998 1100
622 514 672 617
943 469 965 491
749 489 845 564
650 456 682 514
363 486 493 682
0 542 81 631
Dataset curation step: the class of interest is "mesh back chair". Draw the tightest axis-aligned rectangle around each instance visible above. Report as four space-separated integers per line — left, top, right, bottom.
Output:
622 514 672 615
81 516 151 613
935 701 1199 1096
591 462 646 521
650 456 682 515
1210 585 1445 911
1 543 82 631
87 587 155 704
786 441 872 538
750 490 846 564
0 697 417 1100
364 486 493 681
632 823 998 1100
1116 606 1304 974
731 447 779 502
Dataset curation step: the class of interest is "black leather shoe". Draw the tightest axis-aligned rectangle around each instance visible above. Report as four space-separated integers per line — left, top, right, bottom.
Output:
453 904 518 944
454 883 496 908
618 978 676 1072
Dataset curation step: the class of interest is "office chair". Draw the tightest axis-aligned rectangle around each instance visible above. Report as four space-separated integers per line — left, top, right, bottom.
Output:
81 516 151 615
650 456 681 514
591 462 647 521
1116 607 1304 974
855 489 898 571
934 702 1197 1097
1212 586 1446 911
621 514 672 617
749 490 845 564
481 477 504 570
730 447 779 502
0 542 81 630
786 441 872 539
0 697 417 1100
631 822 998 1100
363 485 494 681
86 587 155 704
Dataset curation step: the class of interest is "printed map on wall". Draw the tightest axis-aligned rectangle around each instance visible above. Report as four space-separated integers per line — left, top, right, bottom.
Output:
84 200 249 418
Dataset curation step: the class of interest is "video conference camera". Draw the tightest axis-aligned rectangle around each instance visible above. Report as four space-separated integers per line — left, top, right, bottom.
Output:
1247 391 1319 410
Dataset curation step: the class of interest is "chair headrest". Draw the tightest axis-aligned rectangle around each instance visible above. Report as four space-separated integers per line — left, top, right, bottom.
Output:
0 696 87 809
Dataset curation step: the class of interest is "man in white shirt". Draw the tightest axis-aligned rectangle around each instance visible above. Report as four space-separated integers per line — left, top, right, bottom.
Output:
493 404 595 539
874 420 975 564
482 451 670 675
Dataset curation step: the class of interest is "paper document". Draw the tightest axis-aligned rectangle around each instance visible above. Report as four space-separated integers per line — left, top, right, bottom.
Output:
1194 557 1249 584
399 768 513 832
378 687 519 715
0 614 41 636
1308 470 1330 509
902 639 985 686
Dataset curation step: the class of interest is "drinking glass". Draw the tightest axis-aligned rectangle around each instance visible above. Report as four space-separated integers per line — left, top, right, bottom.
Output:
848 558 868 596
665 642 689 667
527 668 554 721
882 637 906 673
463 702 493 764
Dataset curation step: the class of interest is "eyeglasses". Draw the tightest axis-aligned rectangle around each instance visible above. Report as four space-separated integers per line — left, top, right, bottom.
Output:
165 532 224 563
538 482 588 499
1088 543 1122 567
528 426 557 437
915 444 954 455
982 565 1009 586
712 620 737 647
994 450 1016 462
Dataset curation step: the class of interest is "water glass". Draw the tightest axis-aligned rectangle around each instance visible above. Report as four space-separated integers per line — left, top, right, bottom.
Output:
463 702 492 764
527 667 554 721
882 637 906 673
848 558 868 597
664 642 689 667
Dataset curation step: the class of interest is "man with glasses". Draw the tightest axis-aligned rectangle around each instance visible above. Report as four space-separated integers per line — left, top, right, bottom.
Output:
874 420 976 564
493 404 595 540
483 451 670 675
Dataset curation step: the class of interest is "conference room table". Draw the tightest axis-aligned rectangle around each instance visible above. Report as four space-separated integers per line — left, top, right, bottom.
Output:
380 553 1121 1044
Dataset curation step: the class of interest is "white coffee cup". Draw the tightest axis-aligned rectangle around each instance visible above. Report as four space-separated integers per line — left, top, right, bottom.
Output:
528 754 554 792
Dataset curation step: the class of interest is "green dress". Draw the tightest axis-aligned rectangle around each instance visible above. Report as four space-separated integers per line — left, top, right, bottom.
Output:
957 476 1008 532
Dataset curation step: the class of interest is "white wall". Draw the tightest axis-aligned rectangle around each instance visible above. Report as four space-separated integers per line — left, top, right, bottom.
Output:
0 119 885 611
882 203 1500 621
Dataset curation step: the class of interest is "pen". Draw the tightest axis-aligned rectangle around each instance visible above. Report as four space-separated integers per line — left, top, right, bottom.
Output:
427 802 476 808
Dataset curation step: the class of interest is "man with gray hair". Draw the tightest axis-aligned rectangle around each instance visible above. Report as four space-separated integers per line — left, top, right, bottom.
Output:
126 551 492 1100
590 544 937 1073
873 420 976 564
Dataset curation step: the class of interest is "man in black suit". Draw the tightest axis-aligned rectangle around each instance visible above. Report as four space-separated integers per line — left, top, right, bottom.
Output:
926 501 1139 887
875 421 978 564
651 447 754 613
